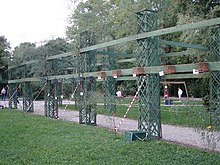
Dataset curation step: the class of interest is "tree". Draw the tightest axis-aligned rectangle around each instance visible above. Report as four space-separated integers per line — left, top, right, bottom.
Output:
0 36 10 67
34 38 71 76
0 36 11 83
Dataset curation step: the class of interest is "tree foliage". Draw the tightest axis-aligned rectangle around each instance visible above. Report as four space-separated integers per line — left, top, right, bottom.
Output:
0 36 10 67
0 36 11 82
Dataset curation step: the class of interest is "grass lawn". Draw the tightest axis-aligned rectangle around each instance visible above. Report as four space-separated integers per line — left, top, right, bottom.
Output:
62 98 210 129
0 109 220 164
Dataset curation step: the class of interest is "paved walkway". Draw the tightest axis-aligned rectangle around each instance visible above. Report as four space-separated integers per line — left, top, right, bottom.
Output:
8 100 220 152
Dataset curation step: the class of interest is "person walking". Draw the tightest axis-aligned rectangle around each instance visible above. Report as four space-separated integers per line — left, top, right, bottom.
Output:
1 87 6 101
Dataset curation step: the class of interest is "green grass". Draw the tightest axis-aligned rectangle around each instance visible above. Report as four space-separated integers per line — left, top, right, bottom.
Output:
0 109 220 164
61 98 210 128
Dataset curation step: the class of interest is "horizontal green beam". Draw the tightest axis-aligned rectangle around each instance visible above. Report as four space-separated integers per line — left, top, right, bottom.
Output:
117 58 136 63
96 51 132 57
96 73 209 82
161 51 189 57
8 38 211 70
8 62 217 83
162 73 209 79
96 58 136 66
46 52 75 60
208 62 220 71
8 77 43 83
159 40 209 51
80 17 220 53
8 60 38 69
8 52 76 69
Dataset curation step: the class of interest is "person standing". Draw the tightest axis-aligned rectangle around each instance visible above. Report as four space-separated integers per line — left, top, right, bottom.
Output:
178 87 183 102
1 87 6 101
116 90 123 100
164 85 169 101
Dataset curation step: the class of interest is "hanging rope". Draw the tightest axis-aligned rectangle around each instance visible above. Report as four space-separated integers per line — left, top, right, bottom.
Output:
64 82 81 110
114 75 147 132
26 81 48 112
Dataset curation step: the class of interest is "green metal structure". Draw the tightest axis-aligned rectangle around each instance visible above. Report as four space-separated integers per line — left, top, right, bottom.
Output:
6 12 220 137
136 9 161 138
102 49 116 113
8 69 18 109
44 80 58 119
78 31 97 125
8 84 18 109
23 82 33 112
22 65 33 112
210 27 220 129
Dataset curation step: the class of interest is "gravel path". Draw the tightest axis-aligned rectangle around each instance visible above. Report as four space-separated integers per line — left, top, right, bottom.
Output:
15 100 220 152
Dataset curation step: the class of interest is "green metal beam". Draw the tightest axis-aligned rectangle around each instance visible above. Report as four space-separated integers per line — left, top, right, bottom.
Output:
8 52 76 69
7 39 210 70
80 17 220 53
46 52 75 60
209 62 220 71
8 62 218 83
8 77 43 83
96 51 132 57
117 58 136 63
162 73 209 79
8 60 38 69
159 39 209 51
161 51 191 57
112 73 209 81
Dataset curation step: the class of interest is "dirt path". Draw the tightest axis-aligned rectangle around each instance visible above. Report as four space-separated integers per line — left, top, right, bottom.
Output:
17 100 220 152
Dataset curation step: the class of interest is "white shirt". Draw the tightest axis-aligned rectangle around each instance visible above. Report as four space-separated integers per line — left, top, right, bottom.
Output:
178 88 183 95
116 91 122 97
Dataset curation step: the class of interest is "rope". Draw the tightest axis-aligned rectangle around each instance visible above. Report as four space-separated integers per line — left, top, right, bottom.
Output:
8 84 21 103
112 111 116 130
26 81 48 112
64 82 80 110
115 75 147 132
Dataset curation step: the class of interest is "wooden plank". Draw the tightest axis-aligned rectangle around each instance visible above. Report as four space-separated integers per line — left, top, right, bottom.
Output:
80 17 220 53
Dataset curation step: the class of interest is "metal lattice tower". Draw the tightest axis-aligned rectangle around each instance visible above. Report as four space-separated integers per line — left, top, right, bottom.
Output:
21 65 33 112
23 82 33 112
8 69 18 109
44 80 58 119
209 27 220 129
8 84 18 109
102 51 116 113
78 31 97 125
70 78 78 108
57 79 63 106
136 9 161 138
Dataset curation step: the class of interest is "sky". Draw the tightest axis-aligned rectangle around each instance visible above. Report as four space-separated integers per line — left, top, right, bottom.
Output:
0 0 71 49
